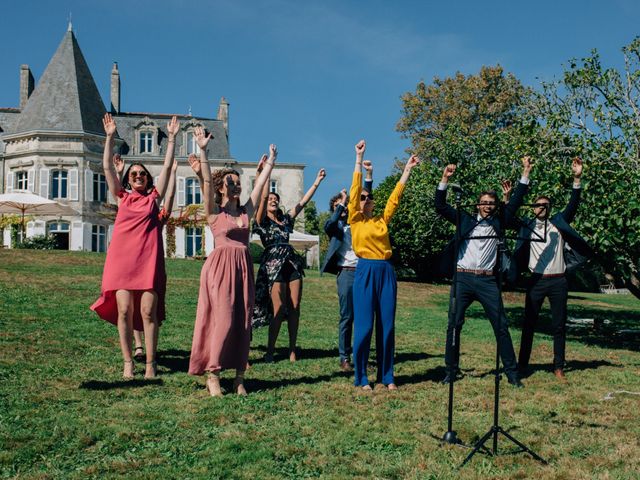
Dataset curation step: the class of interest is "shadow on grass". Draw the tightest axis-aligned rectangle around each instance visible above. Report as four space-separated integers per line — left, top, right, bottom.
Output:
476 358 619 380
463 305 640 352
79 378 163 390
394 365 449 385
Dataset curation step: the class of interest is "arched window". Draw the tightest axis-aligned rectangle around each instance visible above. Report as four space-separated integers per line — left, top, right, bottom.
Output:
48 221 70 250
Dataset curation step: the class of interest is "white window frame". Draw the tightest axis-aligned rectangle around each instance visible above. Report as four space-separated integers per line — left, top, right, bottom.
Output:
93 173 107 202
186 131 201 156
270 179 278 194
91 224 107 252
185 177 202 205
185 226 203 257
51 170 68 199
139 130 154 154
15 171 28 190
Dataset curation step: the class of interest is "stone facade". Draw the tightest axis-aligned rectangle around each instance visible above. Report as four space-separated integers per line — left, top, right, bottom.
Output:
0 26 308 258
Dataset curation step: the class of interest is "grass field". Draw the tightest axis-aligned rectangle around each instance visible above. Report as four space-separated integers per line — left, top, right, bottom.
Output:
1 250 639 479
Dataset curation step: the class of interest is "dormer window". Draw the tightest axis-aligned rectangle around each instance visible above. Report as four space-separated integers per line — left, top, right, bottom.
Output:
186 131 201 156
139 131 154 154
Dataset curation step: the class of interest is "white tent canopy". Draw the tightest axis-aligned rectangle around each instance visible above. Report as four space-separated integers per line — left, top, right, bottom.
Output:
251 230 319 251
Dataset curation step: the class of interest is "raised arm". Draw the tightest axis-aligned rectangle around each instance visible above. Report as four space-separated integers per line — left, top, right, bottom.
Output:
434 163 457 224
348 140 366 224
324 189 347 237
163 158 179 215
102 113 122 199
561 157 583 223
246 145 277 219
155 116 180 201
287 168 326 219
253 154 270 224
363 159 373 191
503 156 532 225
193 126 216 217
383 155 419 223
501 180 513 204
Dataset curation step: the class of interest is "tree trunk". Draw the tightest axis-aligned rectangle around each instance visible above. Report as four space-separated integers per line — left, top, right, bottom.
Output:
624 271 640 301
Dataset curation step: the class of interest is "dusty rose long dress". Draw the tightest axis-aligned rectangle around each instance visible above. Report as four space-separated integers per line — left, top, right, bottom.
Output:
90 188 166 331
188 208 254 374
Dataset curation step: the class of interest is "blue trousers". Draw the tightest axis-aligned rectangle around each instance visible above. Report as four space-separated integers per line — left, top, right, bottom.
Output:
353 259 397 386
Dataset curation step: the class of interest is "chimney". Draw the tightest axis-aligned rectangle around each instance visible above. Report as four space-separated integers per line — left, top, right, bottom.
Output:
110 62 120 114
19 65 34 110
217 97 229 138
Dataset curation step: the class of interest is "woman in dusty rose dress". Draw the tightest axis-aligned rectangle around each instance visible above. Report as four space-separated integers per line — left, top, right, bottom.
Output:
187 127 276 396
91 113 179 379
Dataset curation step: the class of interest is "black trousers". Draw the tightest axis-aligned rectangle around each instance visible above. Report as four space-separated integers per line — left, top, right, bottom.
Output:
445 272 518 379
518 274 568 370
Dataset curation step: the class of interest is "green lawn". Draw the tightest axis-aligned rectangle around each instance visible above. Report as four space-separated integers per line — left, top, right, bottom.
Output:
1 250 639 479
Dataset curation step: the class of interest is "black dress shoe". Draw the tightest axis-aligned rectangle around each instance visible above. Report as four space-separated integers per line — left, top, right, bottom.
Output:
507 377 525 388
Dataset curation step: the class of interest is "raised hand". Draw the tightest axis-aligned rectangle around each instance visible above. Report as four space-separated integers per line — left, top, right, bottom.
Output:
572 157 583 177
194 126 212 150
405 155 420 172
355 140 366 158
362 160 373 173
339 188 347 204
315 169 326 184
442 164 456 179
113 153 124 174
501 180 513 196
257 154 268 173
166 116 180 137
188 154 201 175
522 156 533 174
268 144 278 163
102 113 117 136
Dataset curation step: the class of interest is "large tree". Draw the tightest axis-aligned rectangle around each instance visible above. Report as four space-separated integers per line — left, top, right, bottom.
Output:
528 37 640 298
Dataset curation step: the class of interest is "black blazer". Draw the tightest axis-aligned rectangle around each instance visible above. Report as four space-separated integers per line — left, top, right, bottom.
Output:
435 181 528 278
508 187 594 283
321 179 373 275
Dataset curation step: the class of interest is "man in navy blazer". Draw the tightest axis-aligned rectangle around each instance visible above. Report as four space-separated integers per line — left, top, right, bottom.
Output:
435 158 532 387
512 157 594 381
321 164 373 371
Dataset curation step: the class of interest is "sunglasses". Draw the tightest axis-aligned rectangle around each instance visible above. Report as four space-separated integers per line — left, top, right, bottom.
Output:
130 171 148 178
360 193 373 201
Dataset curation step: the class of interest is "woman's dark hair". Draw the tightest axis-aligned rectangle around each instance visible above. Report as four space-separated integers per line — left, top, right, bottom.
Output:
212 168 241 208
266 191 284 221
329 192 343 212
122 163 154 191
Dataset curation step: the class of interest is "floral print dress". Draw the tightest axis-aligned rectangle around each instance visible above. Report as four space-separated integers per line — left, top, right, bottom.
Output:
252 213 305 327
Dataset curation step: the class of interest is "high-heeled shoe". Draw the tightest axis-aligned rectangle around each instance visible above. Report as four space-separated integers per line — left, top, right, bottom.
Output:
233 373 247 396
133 346 145 362
123 360 135 380
206 374 223 397
144 361 157 379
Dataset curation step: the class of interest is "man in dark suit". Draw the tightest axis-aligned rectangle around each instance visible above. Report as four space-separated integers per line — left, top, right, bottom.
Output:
321 163 373 371
512 157 593 381
435 157 532 387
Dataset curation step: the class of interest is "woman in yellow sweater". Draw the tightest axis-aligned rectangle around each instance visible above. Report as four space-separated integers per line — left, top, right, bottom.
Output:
349 140 420 390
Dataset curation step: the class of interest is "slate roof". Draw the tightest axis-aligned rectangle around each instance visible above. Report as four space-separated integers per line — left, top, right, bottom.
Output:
13 29 106 135
113 113 231 160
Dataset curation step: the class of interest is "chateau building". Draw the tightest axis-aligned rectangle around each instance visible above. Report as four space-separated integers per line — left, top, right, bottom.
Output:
0 25 307 258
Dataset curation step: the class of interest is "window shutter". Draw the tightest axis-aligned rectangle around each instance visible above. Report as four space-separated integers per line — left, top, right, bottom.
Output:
27 169 35 192
85 169 94 202
6 171 14 193
68 169 79 201
177 176 185 207
39 168 50 198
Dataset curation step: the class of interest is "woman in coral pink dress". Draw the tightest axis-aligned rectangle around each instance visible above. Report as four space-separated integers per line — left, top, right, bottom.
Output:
187 127 276 396
91 113 179 379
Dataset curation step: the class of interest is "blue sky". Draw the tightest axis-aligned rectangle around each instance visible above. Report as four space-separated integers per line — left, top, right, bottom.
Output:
1 0 638 211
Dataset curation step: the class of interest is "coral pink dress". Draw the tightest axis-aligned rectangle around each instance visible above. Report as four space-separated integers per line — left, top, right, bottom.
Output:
90 188 166 331
188 208 254 374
